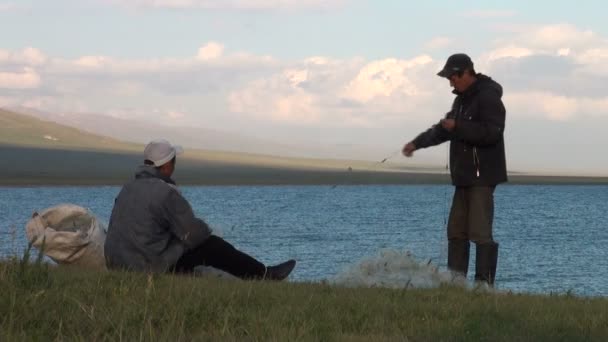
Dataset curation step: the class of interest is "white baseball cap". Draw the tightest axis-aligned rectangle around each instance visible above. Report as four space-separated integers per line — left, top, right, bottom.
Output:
143 139 183 166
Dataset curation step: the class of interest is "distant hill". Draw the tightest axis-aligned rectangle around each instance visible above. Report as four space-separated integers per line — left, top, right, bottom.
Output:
0 109 452 185
0 108 141 152
9 107 289 155
0 108 442 172
10 106 416 162
2 109 606 186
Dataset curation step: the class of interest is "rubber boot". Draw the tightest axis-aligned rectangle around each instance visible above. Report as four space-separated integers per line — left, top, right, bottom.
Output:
264 259 296 281
448 240 470 277
474 242 499 286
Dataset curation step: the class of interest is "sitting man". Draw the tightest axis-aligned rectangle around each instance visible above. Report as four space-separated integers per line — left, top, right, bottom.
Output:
104 138 296 280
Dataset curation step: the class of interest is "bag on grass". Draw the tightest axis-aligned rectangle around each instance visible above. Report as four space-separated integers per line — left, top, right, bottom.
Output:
25 204 107 269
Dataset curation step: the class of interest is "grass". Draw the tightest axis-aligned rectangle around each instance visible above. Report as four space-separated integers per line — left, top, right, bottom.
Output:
2 252 608 341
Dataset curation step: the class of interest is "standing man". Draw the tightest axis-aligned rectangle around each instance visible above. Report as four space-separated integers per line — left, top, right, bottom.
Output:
402 53 507 286
105 138 296 280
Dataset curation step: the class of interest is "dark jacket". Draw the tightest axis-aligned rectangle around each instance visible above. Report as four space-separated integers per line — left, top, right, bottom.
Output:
413 74 507 186
104 165 212 272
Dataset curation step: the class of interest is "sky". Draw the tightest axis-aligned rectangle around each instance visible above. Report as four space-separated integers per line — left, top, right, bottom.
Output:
1 0 608 175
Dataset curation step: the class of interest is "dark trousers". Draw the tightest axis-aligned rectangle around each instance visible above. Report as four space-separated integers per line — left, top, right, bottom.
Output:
446 186 499 283
447 186 496 244
173 235 266 279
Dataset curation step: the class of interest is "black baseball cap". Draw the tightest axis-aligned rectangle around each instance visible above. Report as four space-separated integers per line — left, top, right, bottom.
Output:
437 53 474 78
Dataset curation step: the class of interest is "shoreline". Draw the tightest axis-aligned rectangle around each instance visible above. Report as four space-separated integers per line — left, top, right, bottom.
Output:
2 144 607 187
2 173 608 187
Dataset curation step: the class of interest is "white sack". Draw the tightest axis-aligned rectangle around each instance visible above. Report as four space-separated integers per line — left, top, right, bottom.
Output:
25 204 107 269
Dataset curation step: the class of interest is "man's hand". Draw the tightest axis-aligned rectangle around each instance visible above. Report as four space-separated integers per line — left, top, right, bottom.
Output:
440 118 456 131
402 142 416 157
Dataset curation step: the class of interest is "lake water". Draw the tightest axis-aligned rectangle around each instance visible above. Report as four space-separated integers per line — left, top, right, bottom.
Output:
1 184 607 297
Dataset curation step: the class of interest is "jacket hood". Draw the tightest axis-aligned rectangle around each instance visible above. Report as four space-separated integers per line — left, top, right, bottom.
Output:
454 73 503 98
134 165 176 185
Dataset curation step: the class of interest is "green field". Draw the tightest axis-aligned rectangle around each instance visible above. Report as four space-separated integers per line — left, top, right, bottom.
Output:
2 109 607 186
2 258 607 341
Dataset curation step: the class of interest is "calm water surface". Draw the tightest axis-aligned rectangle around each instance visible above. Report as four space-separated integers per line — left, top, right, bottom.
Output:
1 184 607 296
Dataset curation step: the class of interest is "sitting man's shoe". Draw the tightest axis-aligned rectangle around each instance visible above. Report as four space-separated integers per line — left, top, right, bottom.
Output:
265 259 296 280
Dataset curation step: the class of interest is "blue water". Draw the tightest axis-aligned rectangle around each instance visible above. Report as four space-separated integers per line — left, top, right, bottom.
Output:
1 185 607 297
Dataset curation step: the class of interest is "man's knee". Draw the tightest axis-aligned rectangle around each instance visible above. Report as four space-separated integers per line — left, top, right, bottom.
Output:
468 220 493 244
470 235 494 245
447 187 468 240
447 228 468 240
467 186 495 244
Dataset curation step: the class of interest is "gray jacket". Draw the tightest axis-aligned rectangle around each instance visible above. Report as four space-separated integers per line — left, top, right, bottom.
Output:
104 165 212 272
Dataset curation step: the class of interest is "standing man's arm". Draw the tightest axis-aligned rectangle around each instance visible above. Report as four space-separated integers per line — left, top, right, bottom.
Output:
164 189 212 250
403 112 453 157
451 91 505 146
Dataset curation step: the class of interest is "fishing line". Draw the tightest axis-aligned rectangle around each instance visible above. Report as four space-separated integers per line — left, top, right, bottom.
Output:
286 148 403 206
329 149 403 189
444 142 450 227
226 149 404 232
219 144 451 273
438 142 451 266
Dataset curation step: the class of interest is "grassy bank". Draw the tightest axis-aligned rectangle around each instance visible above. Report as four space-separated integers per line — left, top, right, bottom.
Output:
2 259 607 341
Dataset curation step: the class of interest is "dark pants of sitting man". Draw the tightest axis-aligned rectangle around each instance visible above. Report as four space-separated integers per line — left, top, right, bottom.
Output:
172 235 266 279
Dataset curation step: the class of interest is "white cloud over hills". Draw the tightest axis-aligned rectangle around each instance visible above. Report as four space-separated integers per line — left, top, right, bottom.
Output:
3 23 608 173
4 24 608 124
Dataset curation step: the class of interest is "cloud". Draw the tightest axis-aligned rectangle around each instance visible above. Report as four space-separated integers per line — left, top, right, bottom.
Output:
229 60 366 125
492 24 605 53
51 43 276 76
343 56 433 103
0 43 285 127
197 41 224 60
573 48 608 76
95 107 189 126
105 107 150 119
0 67 41 89
228 69 322 124
167 110 186 120
4 19 608 173
423 36 453 50
0 95 16 107
19 96 89 113
111 81 145 96
225 23 608 127
0 3 13 11
506 92 608 121
228 55 444 126
6 23 608 132
73 56 110 68
0 47 47 66
523 24 600 49
481 46 534 62
484 33 608 120
106 0 348 11
460 10 516 18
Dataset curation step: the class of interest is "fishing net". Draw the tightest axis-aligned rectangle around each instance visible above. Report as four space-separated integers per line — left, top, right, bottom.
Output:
331 248 467 289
